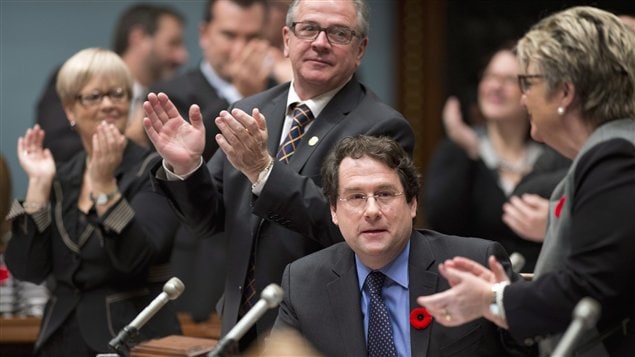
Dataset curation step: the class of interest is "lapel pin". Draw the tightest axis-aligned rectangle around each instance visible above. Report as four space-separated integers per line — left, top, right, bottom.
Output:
308 136 319 146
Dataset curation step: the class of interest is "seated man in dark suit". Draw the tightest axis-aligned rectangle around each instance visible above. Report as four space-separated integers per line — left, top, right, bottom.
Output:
274 135 517 357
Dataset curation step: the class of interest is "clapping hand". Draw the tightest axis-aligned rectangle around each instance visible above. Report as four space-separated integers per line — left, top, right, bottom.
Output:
502 194 549 242
443 96 480 159
17 124 55 183
88 121 126 188
143 92 205 175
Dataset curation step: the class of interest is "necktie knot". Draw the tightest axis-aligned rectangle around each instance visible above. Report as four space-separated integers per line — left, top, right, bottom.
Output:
366 271 386 296
291 103 314 127
276 102 315 163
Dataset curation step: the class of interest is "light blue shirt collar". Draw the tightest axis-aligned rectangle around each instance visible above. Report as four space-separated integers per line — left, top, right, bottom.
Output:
200 61 243 105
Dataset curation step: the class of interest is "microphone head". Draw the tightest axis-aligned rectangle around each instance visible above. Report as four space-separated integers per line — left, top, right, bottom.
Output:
261 284 284 309
573 297 601 328
163 277 185 300
509 252 526 273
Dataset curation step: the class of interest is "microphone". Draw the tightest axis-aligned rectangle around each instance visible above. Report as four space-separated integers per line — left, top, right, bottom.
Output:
109 277 185 356
208 283 284 357
551 297 601 357
510 252 526 273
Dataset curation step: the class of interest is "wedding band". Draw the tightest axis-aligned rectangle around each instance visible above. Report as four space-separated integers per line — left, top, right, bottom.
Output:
443 308 452 321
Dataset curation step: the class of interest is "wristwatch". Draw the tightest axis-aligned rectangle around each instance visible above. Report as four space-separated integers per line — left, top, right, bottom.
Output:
90 189 119 206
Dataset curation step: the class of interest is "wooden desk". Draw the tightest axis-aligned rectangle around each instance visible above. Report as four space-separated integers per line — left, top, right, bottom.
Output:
0 316 40 343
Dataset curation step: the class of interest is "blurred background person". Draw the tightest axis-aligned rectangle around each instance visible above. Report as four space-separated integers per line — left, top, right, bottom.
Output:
4 48 180 356
264 0 294 84
36 3 188 162
424 44 570 272
418 7 635 356
146 0 271 160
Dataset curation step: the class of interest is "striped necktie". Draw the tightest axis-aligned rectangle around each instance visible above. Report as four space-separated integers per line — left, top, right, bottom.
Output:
276 103 315 163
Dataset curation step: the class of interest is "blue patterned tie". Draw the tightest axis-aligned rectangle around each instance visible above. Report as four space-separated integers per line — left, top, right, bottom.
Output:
366 271 397 357
276 103 315 163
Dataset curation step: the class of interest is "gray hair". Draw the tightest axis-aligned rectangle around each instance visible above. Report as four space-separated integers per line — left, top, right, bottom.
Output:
286 0 369 38
516 6 635 127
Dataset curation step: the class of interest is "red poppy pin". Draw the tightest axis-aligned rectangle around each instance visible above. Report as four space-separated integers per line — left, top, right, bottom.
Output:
554 195 566 218
410 307 433 330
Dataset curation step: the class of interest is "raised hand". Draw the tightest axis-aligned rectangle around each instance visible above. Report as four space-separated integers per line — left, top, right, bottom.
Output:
215 108 271 183
17 124 55 183
502 194 549 242
143 92 205 175
17 124 56 208
443 96 479 159
88 121 126 188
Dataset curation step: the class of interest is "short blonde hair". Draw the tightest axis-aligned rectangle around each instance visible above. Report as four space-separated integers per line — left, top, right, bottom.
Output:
516 6 635 128
56 48 133 106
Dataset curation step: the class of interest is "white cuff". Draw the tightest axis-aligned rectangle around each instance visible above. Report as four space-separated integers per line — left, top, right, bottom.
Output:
163 157 204 181
251 158 274 195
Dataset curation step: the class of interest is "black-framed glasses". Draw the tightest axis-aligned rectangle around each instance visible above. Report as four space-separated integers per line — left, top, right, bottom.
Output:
291 21 359 45
76 87 129 107
517 74 545 93
338 191 404 211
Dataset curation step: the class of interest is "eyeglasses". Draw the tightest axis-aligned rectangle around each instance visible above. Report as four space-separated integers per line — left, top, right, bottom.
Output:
76 87 129 107
338 191 404 210
517 74 545 93
291 21 359 45
482 72 518 87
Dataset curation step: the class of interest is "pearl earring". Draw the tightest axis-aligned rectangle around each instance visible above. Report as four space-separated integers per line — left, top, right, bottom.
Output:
70 121 76 129
557 107 565 115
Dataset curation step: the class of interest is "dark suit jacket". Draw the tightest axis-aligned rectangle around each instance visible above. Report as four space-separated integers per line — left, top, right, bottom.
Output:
6 143 181 352
154 76 415 341
151 68 229 162
274 229 513 357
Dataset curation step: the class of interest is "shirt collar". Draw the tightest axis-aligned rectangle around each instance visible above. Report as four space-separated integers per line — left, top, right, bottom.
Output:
200 61 243 104
355 240 410 291
285 79 349 117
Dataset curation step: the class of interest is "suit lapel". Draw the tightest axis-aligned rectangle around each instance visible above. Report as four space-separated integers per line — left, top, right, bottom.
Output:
326 247 367 356
287 77 363 172
262 85 290 158
408 231 438 356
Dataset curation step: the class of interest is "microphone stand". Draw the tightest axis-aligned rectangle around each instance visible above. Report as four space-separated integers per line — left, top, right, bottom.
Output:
109 326 140 357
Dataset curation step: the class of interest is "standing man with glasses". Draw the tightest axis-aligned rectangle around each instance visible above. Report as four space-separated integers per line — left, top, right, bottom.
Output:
142 0 414 349
273 135 516 357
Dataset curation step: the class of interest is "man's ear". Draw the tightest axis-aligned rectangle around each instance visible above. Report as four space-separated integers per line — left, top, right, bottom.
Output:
330 206 338 226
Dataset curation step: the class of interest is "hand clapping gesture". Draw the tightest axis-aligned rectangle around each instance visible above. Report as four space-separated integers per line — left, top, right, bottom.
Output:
443 96 480 159
88 121 126 188
143 92 206 175
18 125 55 208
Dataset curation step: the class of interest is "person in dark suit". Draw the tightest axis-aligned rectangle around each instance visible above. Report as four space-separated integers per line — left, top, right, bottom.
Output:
273 135 515 357
5 48 180 356
147 0 277 161
418 7 635 356
142 0 415 349
145 0 272 322
36 4 188 162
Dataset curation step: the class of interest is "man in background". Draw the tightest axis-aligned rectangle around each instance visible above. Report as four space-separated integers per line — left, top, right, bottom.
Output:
36 3 188 162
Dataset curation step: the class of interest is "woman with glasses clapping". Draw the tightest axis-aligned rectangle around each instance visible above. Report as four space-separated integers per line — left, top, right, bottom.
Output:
5 48 180 356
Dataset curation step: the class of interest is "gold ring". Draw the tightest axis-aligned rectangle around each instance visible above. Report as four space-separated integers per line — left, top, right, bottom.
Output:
245 128 249 134
443 308 452 321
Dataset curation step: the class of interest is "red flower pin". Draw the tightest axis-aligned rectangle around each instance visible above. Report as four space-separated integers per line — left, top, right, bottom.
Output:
410 307 433 330
554 195 567 218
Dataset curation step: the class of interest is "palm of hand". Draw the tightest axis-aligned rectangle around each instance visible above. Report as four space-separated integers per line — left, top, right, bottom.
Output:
19 150 55 180
158 117 204 163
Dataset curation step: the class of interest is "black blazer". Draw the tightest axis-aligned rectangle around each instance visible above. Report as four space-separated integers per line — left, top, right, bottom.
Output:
6 143 181 352
275 229 514 357
155 76 415 339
